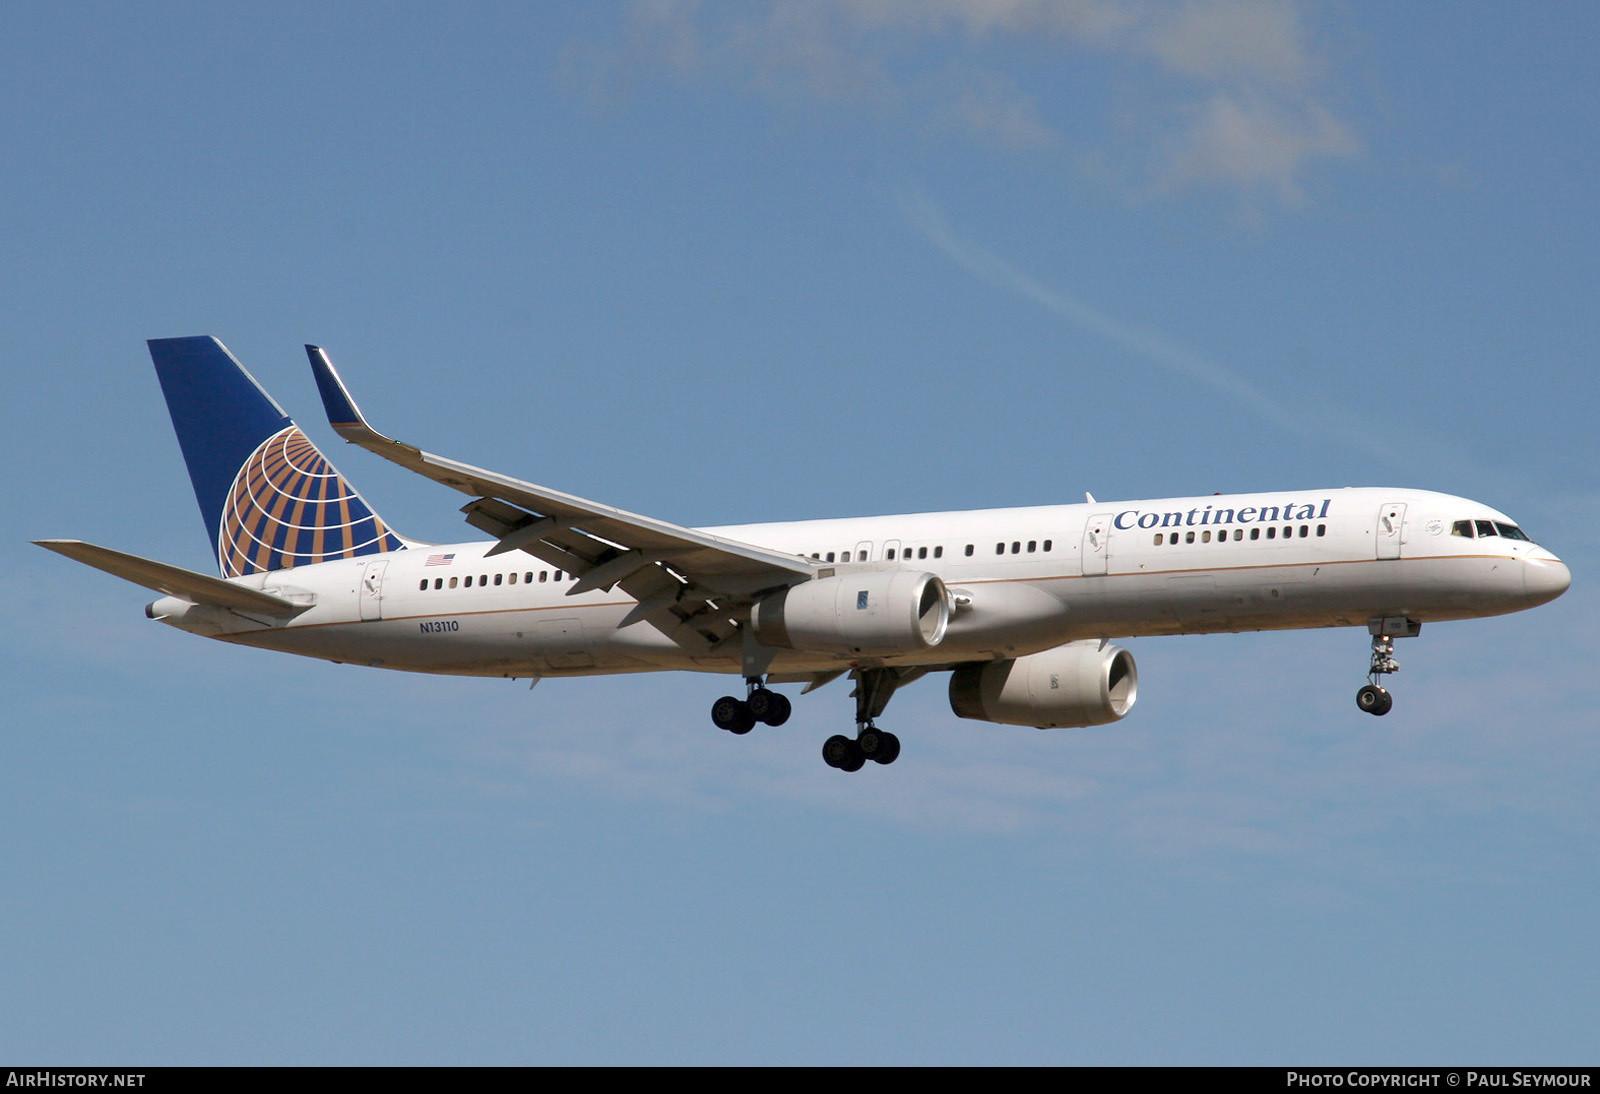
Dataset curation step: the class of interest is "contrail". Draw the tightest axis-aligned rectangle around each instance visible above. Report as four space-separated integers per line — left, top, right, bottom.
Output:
900 191 1408 464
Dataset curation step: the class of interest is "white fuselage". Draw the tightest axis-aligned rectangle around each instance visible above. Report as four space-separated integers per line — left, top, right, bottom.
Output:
151 487 1570 680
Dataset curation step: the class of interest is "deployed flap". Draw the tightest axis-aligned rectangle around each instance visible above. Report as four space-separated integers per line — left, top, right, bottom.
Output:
34 540 308 616
306 345 815 651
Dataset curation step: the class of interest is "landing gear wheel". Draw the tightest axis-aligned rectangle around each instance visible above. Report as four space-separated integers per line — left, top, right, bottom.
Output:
823 734 865 772
871 731 901 765
747 688 791 727
856 727 885 758
712 695 756 734
1356 684 1392 716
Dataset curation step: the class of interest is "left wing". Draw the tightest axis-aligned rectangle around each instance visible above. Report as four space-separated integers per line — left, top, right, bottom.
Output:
306 345 817 654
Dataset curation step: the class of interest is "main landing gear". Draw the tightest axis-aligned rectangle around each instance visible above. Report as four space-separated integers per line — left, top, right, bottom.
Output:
712 667 911 771
822 667 904 772
822 726 900 772
711 677 792 735
1355 630 1402 716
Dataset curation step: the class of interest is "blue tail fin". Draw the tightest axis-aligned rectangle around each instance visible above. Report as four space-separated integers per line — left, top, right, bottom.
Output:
148 336 406 578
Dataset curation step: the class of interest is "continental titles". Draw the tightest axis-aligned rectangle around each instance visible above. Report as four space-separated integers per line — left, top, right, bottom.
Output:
1114 498 1332 532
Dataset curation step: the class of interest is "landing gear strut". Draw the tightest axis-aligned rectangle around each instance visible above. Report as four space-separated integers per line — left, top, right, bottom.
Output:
1356 632 1400 716
821 667 904 772
711 677 791 735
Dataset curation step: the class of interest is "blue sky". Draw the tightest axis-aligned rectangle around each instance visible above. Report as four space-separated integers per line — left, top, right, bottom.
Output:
3 2 1596 1064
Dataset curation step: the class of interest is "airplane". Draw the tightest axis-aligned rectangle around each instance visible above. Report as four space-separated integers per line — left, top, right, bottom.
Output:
37 337 1571 772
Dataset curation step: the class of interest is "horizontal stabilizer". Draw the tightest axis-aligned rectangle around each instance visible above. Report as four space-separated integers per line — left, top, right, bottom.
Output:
34 540 307 615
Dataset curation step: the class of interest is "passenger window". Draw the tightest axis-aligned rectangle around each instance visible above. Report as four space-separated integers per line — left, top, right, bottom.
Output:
996 543 1004 555
508 572 517 585
1299 525 1308 538
449 576 458 588
434 578 443 590
1155 533 1164 546
1185 531 1195 544
918 547 928 560
886 548 896 560
1043 539 1052 552
934 546 943 558
1267 527 1276 540
525 572 533 583
1027 540 1037 553
495 573 503 585
554 571 563 581
1316 525 1325 537
1201 530 1211 543
419 579 427 591
539 571 548 582
1233 529 1242 541
826 552 836 562
964 544 974 556
1011 541 1020 554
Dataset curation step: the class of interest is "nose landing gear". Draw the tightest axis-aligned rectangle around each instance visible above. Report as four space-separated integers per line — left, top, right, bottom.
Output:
1357 633 1398 715
1356 619 1418 716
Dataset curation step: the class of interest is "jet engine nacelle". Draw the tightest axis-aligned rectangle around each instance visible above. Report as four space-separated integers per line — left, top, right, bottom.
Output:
753 570 949 656
948 641 1138 729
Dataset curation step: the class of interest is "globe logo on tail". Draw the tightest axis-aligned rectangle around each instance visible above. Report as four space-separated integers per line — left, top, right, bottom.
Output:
219 426 403 577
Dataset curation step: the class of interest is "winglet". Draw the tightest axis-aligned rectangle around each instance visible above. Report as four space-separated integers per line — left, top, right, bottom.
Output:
306 345 425 459
307 345 374 437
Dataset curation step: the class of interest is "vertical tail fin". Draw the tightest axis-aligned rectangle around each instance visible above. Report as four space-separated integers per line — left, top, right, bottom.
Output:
148 336 406 577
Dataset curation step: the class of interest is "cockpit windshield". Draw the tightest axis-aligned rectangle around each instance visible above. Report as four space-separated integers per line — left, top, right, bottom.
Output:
1452 519 1533 542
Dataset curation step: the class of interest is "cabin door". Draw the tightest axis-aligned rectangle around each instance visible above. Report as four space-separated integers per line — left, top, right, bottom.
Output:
1082 513 1113 576
1375 502 1407 560
359 559 389 621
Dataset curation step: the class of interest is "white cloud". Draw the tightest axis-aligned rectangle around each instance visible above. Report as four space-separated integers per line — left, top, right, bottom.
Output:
1161 92 1360 202
841 0 1138 41
571 0 1363 204
1141 0 1318 87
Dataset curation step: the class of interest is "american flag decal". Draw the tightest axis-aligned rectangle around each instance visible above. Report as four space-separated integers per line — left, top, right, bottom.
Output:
425 553 456 567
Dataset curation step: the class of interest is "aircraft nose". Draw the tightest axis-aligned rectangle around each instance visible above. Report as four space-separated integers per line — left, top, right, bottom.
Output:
1524 556 1571 606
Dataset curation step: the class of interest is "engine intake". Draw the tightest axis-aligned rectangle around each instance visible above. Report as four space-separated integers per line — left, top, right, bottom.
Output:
949 642 1138 728
753 570 949 656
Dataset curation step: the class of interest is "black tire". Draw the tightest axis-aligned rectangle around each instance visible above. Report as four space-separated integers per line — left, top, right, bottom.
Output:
1374 689 1393 716
748 688 791 726
872 731 901 765
712 695 755 734
823 734 863 771
857 727 884 756
1356 684 1390 716
762 692 792 727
